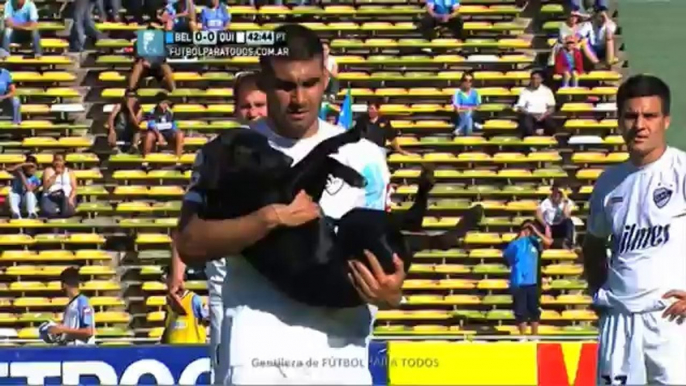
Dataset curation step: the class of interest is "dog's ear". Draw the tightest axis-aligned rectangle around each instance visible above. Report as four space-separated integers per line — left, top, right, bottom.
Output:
293 129 362 172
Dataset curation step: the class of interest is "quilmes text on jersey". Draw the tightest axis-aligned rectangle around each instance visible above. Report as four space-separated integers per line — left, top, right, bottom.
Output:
612 224 671 255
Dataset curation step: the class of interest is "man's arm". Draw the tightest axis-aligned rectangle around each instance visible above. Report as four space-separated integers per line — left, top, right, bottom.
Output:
513 91 527 113
426 1 437 18
42 167 58 189
68 171 77 203
529 224 553 248
168 240 186 294
583 234 609 293
3 4 13 28
13 3 38 29
174 149 319 264
4 83 16 99
563 198 573 218
542 88 556 118
174 197 280 264
582 179 612 293
535 204 547 227
51 298 95 341
449 2 461 17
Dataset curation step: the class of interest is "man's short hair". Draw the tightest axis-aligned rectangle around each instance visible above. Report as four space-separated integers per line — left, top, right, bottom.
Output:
60 267 80 287
367 98 382 108
616 74 671 116
531 69 545 79
233 71 261 100
25 154 37 164
258 24 324 74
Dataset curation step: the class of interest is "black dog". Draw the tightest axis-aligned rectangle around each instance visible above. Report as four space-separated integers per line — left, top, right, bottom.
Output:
195 129 483 307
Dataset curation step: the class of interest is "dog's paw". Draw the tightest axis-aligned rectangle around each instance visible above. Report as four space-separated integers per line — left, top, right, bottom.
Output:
418 164 436 191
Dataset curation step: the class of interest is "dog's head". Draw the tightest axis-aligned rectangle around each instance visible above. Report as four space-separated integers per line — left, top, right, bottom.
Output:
199 129 293 192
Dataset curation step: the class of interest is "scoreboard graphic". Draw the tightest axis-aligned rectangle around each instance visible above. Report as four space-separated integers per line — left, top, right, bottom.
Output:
136 29 288 59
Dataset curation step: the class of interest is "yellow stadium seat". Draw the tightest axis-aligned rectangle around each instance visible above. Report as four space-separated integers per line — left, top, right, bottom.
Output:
136 233 172 244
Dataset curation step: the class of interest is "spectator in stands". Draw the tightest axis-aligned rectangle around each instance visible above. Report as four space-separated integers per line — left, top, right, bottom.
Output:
352 100 413 156
322 43 339 102
550 11 599 68
419 0 463 40
161 266 209 344
169 69 266 384
6 154 39 219
0 58 21 124
69 0 105 53
106 93 143 153
514 71 557 137
199 0 230 31
568 0 608 14
2 0 42 56
587 9 616 68
554 36 583 88
47 267 96 345
95 0 122 22
325 110 339 126
129 27 176 92
142 95 185 158
125 0 159 24
503 220 552 336
159 0 196 32
40 153 77 218
233 71 267 123
536 182 575 249
452 72 481 136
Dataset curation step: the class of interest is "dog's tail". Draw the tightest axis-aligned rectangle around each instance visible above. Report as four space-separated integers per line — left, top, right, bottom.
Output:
393 164 435 231
407 204 484 251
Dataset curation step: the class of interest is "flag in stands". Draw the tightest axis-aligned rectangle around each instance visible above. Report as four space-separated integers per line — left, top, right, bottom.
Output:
339 88 353 130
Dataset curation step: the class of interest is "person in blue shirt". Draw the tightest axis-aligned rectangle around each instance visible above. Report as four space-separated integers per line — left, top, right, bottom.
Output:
47 267 96 345
2 0 42 56
420 0 463 40
142 94 185 158
200 0 231 31
0 62 20 124
6 154 39 219
160 0 196 32
503 220 552 336
452 72 481 136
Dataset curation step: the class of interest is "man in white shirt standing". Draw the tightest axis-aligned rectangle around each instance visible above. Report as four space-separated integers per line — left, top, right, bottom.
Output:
536 181 575 249
583 74 686 384
169 71 267 384
514 71 557 137
174 24 400 385
587 9 616 68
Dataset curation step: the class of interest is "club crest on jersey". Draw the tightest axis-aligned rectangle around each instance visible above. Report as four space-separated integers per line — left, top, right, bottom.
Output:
653 187 673 209
325 175 344 195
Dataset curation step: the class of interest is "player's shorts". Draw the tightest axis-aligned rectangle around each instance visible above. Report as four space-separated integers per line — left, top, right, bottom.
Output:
597 309 686 384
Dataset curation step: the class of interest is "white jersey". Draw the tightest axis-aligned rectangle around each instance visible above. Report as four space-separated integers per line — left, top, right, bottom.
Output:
587 147 686 313
188 119 390 384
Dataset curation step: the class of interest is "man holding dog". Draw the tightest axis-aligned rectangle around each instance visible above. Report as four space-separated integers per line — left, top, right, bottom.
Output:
173 24 398 385
170 71 267 383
